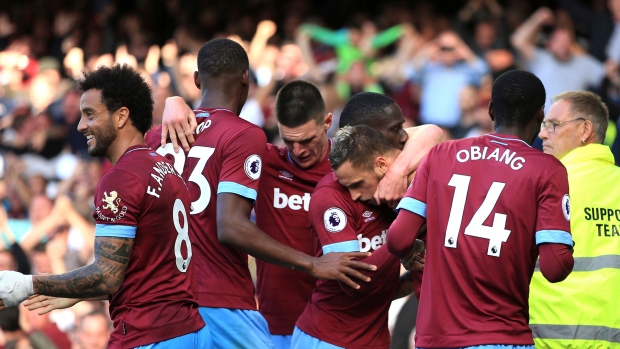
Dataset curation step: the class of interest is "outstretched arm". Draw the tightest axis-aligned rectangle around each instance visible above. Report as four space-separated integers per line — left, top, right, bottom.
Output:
0 236 132 308
217 193 376 289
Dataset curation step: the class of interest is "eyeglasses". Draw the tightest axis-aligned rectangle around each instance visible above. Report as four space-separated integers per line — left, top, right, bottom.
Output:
540 118 585 133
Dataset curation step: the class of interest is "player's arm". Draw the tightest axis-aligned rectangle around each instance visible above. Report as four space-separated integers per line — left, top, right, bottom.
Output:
22 295 107 315
217 193 376 289
0 236 133 309
374 124 443 209
538 243 574 282
160 96 197 152
386 209 426 260
534 165 574 282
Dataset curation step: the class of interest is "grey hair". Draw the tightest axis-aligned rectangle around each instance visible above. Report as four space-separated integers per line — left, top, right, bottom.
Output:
552 91 609 143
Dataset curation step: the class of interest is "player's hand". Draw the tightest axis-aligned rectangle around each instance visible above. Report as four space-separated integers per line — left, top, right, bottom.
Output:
161 96 197 153
309 252 377 289
0 271 33 309
401 239 425 271
374 167 409 210
22 295 80 315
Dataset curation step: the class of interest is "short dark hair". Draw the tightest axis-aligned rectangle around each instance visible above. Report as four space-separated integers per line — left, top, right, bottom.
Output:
330 125 398 171
79 64 153 135
275 80 326 127
553 91 609 143
0 307 20 332
339 92 398 128
197 38 249 78
491 70 545 128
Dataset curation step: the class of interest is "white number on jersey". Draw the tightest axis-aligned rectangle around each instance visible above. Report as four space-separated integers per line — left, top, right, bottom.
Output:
173 198 192 272
444 174 511 257
157 144 215 215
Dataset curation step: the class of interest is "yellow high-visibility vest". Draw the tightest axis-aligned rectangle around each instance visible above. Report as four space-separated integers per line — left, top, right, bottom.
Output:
529 144 620 348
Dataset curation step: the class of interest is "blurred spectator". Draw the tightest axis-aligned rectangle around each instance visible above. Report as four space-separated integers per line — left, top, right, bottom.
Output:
511 7 606 110
75 311 111 349
404 30 489 133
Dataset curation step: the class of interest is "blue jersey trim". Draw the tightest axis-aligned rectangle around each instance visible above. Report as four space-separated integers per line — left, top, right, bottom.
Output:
322 240 360 254
535 230 573 246
217 181 257 200
396 197 427 217
94 224 136 238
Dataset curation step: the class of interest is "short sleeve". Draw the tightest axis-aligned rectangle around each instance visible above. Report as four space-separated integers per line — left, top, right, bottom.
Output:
93 169 144 238
396 146 434 218
535 165 573 246
309 186 359 255
218 126 267 200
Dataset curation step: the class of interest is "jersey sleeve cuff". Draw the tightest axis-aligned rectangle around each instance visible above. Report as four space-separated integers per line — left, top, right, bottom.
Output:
95 224 137 238
535 230 573 246
217 181 258 200
322 240 360 254
396 197 427 217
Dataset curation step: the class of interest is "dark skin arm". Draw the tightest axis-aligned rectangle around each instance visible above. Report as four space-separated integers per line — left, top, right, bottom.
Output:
217 193 377 289
32 237 132 298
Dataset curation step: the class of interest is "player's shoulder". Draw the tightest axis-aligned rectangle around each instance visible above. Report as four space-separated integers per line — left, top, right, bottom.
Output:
315 172 341 191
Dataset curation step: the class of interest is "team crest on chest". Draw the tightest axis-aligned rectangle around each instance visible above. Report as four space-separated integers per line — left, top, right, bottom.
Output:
244 154 262 180
324 207 347 233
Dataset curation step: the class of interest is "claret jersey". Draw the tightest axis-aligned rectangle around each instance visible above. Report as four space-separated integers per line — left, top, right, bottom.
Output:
254 143 332 335
296 172 400 349
93 145 203 349
146 108 267 310
396 133 572 348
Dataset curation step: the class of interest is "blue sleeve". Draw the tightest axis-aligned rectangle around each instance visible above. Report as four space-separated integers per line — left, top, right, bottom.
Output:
396 197 427 218
95 224 137 238
217 181 258 200
322 240 360 254
535 230 573 246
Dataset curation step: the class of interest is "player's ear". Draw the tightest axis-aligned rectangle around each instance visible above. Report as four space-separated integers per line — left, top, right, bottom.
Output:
242 69 249 86
375 156 389 175
115 107 130 128
193 71 200 89
488 101 495 122
324 113 333 130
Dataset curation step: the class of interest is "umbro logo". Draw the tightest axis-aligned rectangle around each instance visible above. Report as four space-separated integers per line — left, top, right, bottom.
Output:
362 210 375 222
279 170 294 181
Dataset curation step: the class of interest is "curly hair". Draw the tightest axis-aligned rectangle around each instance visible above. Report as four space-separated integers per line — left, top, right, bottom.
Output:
79 64 153 135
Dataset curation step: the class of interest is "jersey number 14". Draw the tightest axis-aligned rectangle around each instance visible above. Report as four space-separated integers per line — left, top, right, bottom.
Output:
445 174 511 257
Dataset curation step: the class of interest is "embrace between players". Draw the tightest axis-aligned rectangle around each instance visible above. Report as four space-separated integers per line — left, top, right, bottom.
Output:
0 38 574 349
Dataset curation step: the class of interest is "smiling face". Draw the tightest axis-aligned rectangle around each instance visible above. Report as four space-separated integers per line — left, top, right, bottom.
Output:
77 89 118 158
279 115 331 169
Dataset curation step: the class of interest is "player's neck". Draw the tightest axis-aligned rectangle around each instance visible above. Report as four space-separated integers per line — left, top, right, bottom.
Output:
198 86 243 115
106 132 146 165
493 126 532 144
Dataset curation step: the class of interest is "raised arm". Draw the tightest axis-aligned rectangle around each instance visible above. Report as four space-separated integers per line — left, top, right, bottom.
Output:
374 124 444 209
511 7 554 61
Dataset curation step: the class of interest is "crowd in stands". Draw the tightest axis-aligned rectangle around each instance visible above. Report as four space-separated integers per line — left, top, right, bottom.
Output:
0 0 619 348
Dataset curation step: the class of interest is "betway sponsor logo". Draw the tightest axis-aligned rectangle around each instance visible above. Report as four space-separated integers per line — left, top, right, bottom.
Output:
358 230 387 252
273 188 311 211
